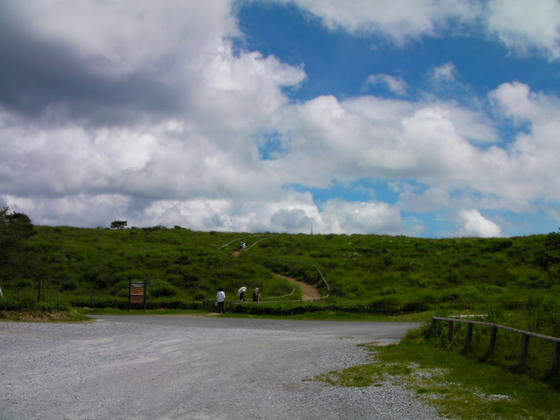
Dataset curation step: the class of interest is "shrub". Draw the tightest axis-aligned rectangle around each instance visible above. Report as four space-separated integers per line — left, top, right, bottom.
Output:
150 282 177 298
379 287 396 295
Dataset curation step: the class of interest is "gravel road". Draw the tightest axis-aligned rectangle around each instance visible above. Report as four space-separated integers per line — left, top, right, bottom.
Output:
0 316 442 419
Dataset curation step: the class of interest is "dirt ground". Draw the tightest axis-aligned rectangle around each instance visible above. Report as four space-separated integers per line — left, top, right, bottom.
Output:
230 248 322 300
273 273 322 300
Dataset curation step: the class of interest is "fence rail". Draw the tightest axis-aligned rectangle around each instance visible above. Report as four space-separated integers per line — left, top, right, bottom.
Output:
432 316 560 376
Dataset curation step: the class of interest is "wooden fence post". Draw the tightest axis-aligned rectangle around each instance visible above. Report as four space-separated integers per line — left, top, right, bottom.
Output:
487 326 498 358
448 321 454 344
464 323 474 350
432 316 560 375
519 334 530 368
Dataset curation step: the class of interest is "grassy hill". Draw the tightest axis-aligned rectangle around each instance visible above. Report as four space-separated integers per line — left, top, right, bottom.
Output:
1 225 559 323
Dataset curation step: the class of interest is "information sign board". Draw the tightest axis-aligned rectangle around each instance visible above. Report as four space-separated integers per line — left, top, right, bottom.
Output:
129 281 146 308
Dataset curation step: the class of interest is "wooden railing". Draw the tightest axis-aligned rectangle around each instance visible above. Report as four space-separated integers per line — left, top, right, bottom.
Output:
432 316 560 376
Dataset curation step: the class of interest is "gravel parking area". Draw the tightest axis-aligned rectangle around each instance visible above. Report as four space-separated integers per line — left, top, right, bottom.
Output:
0 316 441 419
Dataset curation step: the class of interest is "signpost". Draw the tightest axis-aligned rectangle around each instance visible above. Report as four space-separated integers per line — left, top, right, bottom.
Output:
129 281 146 310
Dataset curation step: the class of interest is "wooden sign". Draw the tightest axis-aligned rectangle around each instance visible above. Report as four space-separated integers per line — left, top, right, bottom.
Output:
129 281 146 307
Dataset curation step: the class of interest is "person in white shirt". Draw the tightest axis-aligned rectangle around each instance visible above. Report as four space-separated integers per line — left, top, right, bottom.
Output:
216 288 226 313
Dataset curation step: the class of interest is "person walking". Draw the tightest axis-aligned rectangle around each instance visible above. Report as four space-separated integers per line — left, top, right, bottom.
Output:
238 286 247 302
216 288 226 313
252 287 261 303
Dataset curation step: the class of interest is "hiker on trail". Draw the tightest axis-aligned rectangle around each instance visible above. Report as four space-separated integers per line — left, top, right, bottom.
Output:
240 241 246 249
216 288 226 313
252 287 261 303
238 286 247 302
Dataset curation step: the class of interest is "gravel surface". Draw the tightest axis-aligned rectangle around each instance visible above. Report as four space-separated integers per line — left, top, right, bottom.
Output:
0 316 442 419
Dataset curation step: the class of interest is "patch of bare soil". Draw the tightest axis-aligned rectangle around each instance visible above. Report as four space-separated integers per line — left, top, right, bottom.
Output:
273 273 321 301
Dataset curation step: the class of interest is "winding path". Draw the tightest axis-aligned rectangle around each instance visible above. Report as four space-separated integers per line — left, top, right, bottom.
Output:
223 236 328 301
273 273 321 301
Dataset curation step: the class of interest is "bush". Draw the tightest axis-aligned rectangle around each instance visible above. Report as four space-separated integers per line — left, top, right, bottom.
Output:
150 281 177 298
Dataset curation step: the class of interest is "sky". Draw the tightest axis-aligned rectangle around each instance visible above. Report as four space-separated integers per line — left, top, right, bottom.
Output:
1 0 560 237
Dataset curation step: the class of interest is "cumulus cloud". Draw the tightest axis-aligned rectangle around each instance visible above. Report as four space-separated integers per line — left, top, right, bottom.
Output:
366 74 408 96
1 0 559 237
276 0 480 44
275 0 560 60
2 194 132 228
457 209 502 237
319 200 404 234
487 0 560 60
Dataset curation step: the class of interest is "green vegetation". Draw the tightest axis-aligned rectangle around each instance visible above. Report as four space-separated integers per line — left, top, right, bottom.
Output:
1 211 560 323
315 327 560 419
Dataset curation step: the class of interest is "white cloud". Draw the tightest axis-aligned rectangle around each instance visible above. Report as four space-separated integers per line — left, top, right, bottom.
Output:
276 95 497 188
489 81 560 123
366 74 408 96
2 1 559 237
2 194 131 228
457 209 502 237
429 62 457 84
319 200 404 234
15 0 239 76
276 0 560 60
277 0 480 44
487 0 560 60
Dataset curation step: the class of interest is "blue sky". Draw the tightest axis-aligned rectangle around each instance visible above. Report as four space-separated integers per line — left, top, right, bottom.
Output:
1 0 560 237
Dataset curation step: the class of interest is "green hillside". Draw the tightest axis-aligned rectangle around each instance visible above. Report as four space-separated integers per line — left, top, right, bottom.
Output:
2 219 560 321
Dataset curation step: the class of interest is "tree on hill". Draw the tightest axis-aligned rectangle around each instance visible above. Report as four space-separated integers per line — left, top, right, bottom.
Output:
0 207 34 251
0 208 37 297
110 220 128 229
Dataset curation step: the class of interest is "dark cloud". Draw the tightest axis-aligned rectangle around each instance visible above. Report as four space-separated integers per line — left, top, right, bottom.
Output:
0 8 182 126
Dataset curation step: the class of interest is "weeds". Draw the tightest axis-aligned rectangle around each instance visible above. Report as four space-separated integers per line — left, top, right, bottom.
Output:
314 328 560 419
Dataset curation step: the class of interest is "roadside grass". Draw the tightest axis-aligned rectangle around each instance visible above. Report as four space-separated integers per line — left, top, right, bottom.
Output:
0 309 89 322
235 310 435 322
314 327 560 419
83 307 210 316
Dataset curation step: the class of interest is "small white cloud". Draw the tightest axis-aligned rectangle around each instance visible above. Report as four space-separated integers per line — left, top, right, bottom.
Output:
366 73 408 96
489 81 557 123
429 61 457 84
457 209 502 237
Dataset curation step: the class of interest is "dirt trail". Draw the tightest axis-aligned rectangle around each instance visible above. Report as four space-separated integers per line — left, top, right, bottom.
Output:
273 273 321 301
231 248 322 300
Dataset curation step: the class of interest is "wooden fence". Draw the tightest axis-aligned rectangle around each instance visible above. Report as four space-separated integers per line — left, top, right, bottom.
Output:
432 316 560 376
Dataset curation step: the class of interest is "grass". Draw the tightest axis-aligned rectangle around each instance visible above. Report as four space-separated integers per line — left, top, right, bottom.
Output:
0 309 89 322
5 226 560 318
83 307 211 316
313 327 560 419
236 310 436 322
